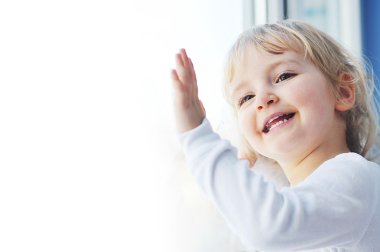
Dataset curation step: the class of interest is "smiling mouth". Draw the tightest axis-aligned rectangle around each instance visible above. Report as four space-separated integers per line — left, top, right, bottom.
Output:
263 113 295 133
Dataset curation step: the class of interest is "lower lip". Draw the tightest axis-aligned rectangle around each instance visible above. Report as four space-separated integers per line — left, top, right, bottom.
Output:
265 115 295 134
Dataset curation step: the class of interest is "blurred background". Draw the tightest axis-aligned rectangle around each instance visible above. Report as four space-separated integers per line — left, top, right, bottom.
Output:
0 0 378 251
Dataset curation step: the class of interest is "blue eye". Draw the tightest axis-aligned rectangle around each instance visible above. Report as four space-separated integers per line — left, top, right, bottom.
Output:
275 72 297 83
238 94 255 107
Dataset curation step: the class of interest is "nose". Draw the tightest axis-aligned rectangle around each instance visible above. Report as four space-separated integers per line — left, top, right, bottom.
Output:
256 93 278 110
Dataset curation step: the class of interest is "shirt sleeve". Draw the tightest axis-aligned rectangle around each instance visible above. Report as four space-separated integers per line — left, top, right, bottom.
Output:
178 118 376 251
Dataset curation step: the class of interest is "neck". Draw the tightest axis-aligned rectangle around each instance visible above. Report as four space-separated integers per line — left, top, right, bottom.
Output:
279 144 350 187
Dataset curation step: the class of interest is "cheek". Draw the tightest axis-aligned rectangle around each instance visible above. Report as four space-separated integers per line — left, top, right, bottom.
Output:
290 86 316 104
290 84 334 114
237 110 260 142
290 84 336 130
237 112 250 136
237 110 269 157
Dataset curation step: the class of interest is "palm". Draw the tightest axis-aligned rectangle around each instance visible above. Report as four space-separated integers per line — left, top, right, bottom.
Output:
171 49 206 132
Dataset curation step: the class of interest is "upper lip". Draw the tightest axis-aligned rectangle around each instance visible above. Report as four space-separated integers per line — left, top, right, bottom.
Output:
262 112 294 132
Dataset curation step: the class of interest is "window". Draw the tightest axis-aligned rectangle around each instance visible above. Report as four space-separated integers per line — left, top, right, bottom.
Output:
243 0 361 55
1 0 245 251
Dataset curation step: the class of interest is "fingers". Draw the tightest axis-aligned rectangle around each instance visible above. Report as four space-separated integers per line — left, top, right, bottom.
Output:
170 69 181 87
171 69 184 94
175 53 187 82
188 57 198 93
180 48 190 67
175 49 189 69
174 48 197 87
238 151 256 167
175 53 184 72
172 48 199 94
171 69 179 81
170 49 206 132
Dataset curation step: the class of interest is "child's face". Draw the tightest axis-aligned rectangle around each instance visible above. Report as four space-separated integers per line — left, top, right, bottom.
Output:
230 45 344 165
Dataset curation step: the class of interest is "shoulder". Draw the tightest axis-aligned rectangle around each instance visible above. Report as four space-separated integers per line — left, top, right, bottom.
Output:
304 152 380 195
321 152 379 178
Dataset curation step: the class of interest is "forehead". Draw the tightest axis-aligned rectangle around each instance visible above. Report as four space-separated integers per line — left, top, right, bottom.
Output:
230 45 305 82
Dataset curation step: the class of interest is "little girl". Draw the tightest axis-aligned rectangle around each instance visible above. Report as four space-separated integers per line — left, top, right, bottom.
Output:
170 20 380 251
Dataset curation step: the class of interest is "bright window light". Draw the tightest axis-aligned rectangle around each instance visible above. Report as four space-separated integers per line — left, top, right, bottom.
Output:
0 0 243 251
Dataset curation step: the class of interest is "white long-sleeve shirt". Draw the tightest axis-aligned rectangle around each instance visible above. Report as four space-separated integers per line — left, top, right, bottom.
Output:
179 118 380 251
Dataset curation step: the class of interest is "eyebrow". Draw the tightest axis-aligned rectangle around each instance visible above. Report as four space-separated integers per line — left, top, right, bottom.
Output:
229 58 301 100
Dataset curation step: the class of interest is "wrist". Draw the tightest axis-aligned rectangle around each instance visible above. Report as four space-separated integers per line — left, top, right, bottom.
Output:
176 115 205 133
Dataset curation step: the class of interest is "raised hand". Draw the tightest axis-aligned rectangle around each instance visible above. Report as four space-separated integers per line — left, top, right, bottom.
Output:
171 49 206 133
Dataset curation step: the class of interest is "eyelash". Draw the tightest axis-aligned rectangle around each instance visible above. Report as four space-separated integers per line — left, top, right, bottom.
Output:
237 72 297 107
238 94 255 107
275 72 297 83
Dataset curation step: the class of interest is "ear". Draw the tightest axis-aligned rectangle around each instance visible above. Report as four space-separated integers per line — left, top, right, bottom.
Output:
335 73 356 112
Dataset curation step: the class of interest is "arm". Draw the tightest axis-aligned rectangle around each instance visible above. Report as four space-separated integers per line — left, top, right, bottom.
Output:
179 120 375 251
170 50 374 251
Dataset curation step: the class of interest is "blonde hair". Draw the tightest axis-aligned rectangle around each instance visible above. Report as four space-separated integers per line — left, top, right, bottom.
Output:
223 19 380 162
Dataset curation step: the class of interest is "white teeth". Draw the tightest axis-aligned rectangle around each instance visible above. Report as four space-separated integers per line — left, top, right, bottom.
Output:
268 118 287 131
268 115 282 124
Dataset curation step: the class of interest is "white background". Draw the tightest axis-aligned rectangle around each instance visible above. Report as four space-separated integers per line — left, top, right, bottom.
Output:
0 0 243 251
